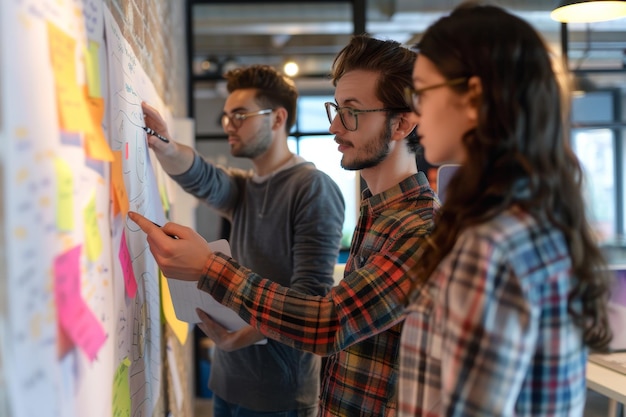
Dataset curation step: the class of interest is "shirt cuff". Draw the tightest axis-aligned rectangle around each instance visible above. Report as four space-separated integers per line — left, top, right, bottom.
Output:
198 252 245 303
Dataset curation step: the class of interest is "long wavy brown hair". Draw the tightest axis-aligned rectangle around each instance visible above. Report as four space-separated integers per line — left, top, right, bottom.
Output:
409 3 612 350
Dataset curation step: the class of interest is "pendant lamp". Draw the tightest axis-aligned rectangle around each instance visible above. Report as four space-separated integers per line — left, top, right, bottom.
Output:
551 0 626 23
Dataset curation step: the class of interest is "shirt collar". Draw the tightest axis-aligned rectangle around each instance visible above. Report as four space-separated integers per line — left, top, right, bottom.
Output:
361 171 431 213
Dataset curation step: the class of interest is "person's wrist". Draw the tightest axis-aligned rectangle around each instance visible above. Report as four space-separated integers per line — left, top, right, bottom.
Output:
160 139 180 157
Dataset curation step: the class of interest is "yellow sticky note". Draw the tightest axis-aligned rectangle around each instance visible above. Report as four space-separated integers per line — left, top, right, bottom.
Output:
84 94 114 162
84 40 102 98
54 157 74 231
159 183 170 216
112 357 131 417
160 270 189 345
47 21 94 134
84 192 103 261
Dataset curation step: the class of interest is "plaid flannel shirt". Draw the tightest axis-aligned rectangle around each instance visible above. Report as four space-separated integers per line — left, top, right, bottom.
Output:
399 207 588 417
198 172 438 416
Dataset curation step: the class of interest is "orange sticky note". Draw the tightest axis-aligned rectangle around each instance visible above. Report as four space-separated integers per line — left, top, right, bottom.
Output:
111 151 129 217
84 94 114 162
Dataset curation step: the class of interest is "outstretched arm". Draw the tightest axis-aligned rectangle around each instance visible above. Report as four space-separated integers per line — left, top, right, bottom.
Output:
131 211 266 349
128 211 213 281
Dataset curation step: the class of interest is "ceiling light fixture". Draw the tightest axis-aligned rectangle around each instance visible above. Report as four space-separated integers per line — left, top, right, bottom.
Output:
550 0 626 23
283 60 299 77
193 56 220 76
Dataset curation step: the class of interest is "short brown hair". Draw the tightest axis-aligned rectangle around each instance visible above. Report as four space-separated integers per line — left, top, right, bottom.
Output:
331 35 417 151
224 64 298 133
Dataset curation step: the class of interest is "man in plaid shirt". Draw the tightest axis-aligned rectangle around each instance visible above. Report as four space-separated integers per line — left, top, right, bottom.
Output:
131 34 439 416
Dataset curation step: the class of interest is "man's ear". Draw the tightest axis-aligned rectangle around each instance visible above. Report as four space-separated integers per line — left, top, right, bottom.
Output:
391 113 418 142
465 76 482 122
272 107 288 131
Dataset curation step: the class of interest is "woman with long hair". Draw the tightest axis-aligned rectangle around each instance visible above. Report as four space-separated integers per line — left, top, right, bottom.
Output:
399 3 612 416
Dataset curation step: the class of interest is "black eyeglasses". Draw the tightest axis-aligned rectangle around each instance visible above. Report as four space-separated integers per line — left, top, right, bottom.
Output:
324 102 408 132
404 78 468 115
221 109 272 129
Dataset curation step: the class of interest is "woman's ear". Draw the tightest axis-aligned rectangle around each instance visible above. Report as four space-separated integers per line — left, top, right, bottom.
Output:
465 76 482 122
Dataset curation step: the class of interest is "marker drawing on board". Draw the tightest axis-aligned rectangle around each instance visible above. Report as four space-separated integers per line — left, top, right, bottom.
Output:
142 126 169 143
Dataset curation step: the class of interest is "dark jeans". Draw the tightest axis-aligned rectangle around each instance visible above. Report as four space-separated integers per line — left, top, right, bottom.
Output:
213 395 317 417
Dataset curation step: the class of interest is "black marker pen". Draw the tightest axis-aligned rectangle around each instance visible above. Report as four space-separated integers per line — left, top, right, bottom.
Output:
150 220 179 239
142 126 170 143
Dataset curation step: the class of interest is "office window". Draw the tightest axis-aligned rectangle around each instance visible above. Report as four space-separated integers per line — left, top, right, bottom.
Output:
296 95 334 132
290 136 358 249
288 95 358 249
571 89 624 246
572 128 616 242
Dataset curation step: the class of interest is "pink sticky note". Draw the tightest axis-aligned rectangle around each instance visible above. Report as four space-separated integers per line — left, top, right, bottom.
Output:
54 245 107 361
119 229 137 298
54 245 83 316
64 300 107 361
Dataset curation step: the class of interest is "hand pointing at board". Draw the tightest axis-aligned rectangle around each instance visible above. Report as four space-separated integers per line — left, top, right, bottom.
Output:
128 211 213 281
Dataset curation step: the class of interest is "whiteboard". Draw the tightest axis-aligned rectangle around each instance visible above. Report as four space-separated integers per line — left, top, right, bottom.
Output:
0 2 178 416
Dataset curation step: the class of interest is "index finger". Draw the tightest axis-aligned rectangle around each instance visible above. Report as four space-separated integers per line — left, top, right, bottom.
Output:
141 101 164 123
141 101 157 117
128 211 160 234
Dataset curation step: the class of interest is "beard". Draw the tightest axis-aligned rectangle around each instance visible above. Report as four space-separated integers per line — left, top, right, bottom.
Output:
339 118 392 171
231 122 272 158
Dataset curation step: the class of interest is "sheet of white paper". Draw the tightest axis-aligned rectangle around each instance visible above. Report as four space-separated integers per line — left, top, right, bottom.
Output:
166 240 267 344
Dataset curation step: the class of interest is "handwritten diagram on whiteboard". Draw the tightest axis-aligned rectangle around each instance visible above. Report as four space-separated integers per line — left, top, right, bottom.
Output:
104 7 169 417
1 1 177 416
